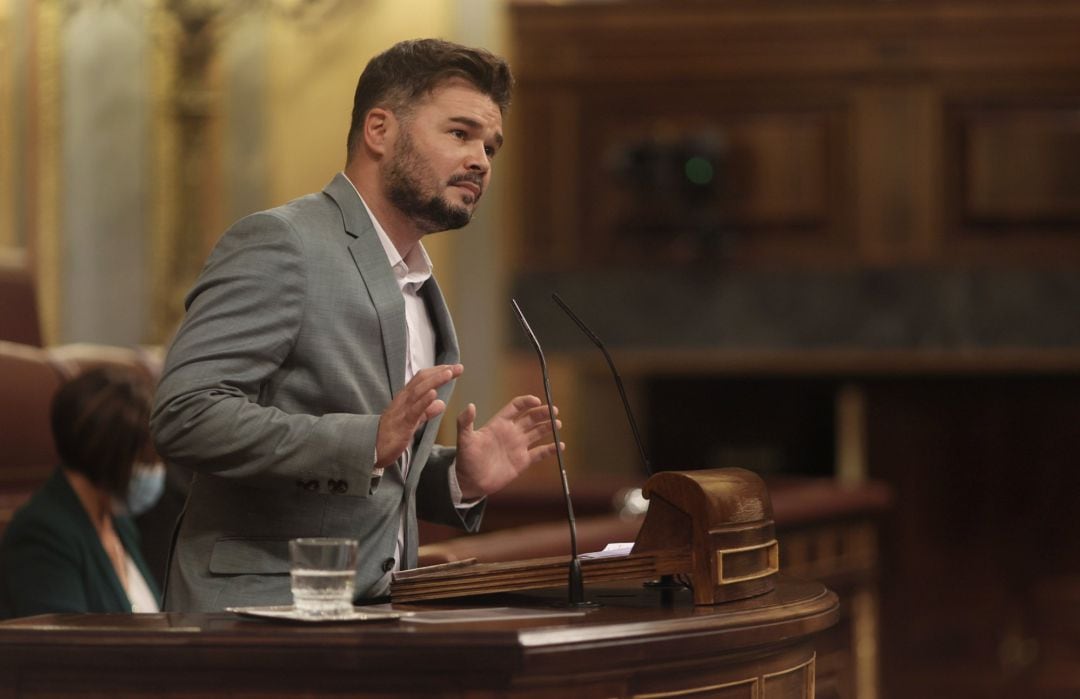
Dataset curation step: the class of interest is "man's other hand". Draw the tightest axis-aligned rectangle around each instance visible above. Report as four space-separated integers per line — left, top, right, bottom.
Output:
455 395 564 500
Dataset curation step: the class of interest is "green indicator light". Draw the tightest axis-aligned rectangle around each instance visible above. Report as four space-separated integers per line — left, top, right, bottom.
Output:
684 156 714 186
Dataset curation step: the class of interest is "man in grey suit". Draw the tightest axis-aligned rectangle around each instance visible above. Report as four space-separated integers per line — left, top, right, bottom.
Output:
151 39 560 612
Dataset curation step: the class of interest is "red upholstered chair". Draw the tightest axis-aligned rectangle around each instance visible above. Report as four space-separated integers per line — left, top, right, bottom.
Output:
0 342 63 535
46 343 163 385
0 260 42 347
0 341 167 538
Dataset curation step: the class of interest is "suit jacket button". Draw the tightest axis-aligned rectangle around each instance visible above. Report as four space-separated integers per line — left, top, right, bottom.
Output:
382 557 395 572
335 480 349 494
302 479 319 492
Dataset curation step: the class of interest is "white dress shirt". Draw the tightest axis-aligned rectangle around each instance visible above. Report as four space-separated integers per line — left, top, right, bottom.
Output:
123 552 159 613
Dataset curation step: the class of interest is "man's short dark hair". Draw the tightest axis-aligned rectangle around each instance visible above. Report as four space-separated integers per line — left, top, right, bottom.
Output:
51 366 152 498
346 38 513 159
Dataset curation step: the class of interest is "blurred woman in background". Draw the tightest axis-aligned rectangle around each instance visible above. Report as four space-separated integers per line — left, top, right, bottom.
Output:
0 366 162 618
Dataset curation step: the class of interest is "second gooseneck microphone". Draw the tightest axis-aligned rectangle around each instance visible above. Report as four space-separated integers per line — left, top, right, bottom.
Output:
551 292 653 477
551 293 686 596
510 299 589 607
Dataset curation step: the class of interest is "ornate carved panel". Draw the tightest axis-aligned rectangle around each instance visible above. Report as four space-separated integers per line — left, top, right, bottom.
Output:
956 103 1080 228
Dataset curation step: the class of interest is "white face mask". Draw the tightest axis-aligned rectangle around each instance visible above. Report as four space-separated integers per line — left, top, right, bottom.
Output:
126 461 166 516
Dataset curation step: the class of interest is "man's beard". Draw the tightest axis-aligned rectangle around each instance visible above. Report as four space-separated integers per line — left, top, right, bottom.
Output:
385 130 474 234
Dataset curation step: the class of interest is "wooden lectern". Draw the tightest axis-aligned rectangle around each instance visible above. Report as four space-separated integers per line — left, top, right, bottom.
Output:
0 469 839 698
0 580 837 698
394 468 779 606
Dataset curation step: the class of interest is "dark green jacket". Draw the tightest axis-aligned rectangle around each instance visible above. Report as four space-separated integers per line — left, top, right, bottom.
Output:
0 468 161 619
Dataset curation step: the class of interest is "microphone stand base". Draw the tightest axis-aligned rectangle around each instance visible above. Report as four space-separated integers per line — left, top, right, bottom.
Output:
644 574 687 590
564 558 599 609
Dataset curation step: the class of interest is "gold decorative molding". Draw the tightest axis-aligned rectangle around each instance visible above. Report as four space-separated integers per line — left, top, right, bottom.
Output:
836 382 868 484
764 655 816 698
148 0 343 344
149 3 182 344
717 539 780 585
633 656 816 698
852 587 880 699
633 676 758 698
35 0 63 346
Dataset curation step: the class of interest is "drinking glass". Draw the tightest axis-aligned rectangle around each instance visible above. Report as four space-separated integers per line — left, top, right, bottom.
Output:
288 537 359 618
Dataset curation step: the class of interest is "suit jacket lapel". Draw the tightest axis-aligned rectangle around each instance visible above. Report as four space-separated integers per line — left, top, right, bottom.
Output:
423 275 459 381
325 173 407 396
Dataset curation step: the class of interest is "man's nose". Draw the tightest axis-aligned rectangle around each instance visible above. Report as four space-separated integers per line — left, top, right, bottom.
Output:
465 143 490 173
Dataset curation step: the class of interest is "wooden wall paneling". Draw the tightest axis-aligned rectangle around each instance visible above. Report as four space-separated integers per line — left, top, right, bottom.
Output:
514 88 583 269
511 1 1080 270
941 85 1080 264
733 112 830 225
511 3 1080 83
851 84 943 265
550 88 583 267
964 107 1080 224
959 104 1080 225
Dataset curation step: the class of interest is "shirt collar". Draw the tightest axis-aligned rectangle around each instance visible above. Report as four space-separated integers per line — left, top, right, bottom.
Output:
341 172 433 289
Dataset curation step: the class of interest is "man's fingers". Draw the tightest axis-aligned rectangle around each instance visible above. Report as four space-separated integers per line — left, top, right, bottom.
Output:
399 363 463 422
415 389 441 417
376 366 461 469
424 399 447 420
397 387 437 423
401 367 460 410
404 364 463 399
527 441 565 461
457 403 477 432
526 419 561 442
496 394 542 419
517 404 558 430
512 394 542 410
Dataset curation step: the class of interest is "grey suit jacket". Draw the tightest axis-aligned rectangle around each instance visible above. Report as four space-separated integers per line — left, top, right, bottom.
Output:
151 173 482 612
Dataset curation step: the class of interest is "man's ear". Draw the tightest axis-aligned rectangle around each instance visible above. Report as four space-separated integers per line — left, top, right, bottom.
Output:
364 107 397 157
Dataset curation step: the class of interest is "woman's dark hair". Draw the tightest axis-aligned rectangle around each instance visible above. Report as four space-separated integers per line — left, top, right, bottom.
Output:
346 38 513 159
50 366 152 498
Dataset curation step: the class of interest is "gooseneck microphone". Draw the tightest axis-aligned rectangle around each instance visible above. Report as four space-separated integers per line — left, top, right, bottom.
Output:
551 293 686 597
551 292 653 476
510 298 589 607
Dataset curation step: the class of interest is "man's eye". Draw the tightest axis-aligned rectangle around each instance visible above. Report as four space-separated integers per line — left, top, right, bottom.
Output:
484 146 496 158
451 129 467 140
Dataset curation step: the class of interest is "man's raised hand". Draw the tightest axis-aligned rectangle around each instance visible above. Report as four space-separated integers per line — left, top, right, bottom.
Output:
455 395 564 500
375 364 463 468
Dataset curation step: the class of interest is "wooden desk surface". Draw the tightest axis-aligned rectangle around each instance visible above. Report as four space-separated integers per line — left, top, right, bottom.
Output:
0 578 837 698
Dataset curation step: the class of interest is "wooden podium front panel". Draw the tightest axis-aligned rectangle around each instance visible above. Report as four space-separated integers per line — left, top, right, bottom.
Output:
627 644 816 699
0 578 836 699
